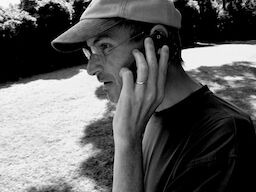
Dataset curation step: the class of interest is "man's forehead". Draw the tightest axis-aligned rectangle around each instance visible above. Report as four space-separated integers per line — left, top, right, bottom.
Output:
87 34 111 47
86 27 129 47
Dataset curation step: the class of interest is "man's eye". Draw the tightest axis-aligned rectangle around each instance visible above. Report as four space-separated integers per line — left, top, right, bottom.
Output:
100 43 112 52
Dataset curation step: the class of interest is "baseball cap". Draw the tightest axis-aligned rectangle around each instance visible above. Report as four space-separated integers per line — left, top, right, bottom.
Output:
51 0 182 52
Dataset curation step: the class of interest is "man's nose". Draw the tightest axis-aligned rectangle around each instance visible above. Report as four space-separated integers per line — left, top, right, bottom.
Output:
86 59 103 76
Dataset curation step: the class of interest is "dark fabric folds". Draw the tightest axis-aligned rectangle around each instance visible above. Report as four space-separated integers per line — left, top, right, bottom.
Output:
143 86 256 192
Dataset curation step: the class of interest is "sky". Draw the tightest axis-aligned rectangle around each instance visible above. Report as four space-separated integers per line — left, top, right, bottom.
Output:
0 0 20 8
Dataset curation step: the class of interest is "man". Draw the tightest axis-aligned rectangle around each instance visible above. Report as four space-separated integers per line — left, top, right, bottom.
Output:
51 0 256 191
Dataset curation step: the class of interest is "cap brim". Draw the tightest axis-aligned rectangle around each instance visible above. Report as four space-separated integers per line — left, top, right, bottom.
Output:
51 18 121 52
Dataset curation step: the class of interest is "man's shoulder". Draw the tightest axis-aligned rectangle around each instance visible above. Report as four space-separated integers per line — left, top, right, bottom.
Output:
197 88 252 126
198 90 254 134
186 88 255 150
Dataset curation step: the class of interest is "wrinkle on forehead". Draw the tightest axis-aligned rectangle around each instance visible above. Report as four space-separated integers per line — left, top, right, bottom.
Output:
86 27 130 47
86 34 111 47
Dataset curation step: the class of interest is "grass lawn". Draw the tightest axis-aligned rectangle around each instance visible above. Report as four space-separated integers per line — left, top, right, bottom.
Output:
0 0 20 8
0 42 255 192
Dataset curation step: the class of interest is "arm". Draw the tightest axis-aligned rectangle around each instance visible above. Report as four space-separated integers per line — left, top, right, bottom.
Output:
112 38 169 192
112 139 144 192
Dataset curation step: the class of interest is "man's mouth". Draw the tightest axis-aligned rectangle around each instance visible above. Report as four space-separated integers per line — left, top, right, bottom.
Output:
103 81 112 85
97 75 113 86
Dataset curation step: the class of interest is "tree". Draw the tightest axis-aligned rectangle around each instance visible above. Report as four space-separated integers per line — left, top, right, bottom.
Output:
71 0 91 23
174 0 200 46
20 0 38 15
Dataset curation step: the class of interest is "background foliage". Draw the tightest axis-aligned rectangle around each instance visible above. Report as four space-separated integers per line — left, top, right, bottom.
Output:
0 0 84 82
0 0 255 82
174 0 256 45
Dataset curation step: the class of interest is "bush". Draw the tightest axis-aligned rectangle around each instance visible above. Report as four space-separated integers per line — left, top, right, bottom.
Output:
71 0 91 24
224 0 256 40
216 8 233 41
19 0 38 15
0 7 36 38
36 0 73 34
174 0 200 47
0 7 37 82
34 0 72 71
175 0 256 43
0 0 85 83
1 0 255 83
196 0 219 42
33 0 84 73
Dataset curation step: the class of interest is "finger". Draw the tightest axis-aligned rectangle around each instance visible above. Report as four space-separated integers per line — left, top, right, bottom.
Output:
132 49 148 97
119 68 134 97
157 45 169 102
133 49 148 83
144 38 157 92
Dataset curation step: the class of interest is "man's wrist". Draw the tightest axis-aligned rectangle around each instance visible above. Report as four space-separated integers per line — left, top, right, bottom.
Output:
114 136 143 151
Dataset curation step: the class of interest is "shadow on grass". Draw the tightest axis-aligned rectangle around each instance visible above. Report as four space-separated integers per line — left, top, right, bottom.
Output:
79 115 114 191
95 85 108 100
219 40 256 45
0 65 86 89
188 61 256 126
77 85 116 191
95 85 116 116
36 65 86 81
26 181 74 192
184 40 256 49
25 84 116 192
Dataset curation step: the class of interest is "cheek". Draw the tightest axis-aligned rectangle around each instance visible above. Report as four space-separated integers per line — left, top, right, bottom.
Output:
113 56 135 88
109 54 132 83
107 47 136 99
112 68 123 97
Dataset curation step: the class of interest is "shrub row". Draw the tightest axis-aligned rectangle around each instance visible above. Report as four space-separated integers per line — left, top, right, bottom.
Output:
175 0 256 46
0 0 84 83
0 0 256 82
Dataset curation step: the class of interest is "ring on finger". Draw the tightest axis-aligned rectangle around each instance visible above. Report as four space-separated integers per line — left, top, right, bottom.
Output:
136 81 146 85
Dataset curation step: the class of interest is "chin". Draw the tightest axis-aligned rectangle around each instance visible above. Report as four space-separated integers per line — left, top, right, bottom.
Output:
106 84 121 103
106 91 119 103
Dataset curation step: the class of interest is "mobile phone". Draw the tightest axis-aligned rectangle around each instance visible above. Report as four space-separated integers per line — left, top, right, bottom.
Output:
150 30 167 60
129 31 167 81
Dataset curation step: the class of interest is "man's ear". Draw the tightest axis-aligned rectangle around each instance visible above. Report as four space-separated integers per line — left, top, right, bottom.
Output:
150 25 168 38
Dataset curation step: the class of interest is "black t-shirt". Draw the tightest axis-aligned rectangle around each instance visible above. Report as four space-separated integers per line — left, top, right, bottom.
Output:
143 86 256 192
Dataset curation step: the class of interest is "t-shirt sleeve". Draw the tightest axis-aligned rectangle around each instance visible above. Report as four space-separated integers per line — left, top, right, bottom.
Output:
164 116 256 192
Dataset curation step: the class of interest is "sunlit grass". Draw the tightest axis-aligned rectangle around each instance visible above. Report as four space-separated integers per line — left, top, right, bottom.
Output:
0 0 20 8
1 45 255 192
188 61 256 124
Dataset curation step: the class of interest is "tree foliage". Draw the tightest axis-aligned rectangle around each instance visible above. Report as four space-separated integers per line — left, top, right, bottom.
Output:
174 0 200 46
20 0 38 15
71 0 91 23
0 0 255 82
175 0 256 43
0 0 83 83
0 7 37 81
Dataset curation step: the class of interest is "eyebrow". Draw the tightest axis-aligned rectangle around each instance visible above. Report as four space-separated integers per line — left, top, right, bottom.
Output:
93 34 112 45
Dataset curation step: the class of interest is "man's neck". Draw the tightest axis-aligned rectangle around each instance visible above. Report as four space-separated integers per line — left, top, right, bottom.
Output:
156 64 202 112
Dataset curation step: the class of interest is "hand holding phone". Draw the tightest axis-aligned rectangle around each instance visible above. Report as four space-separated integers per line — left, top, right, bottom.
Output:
114 36 169 143
129 28 168 81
